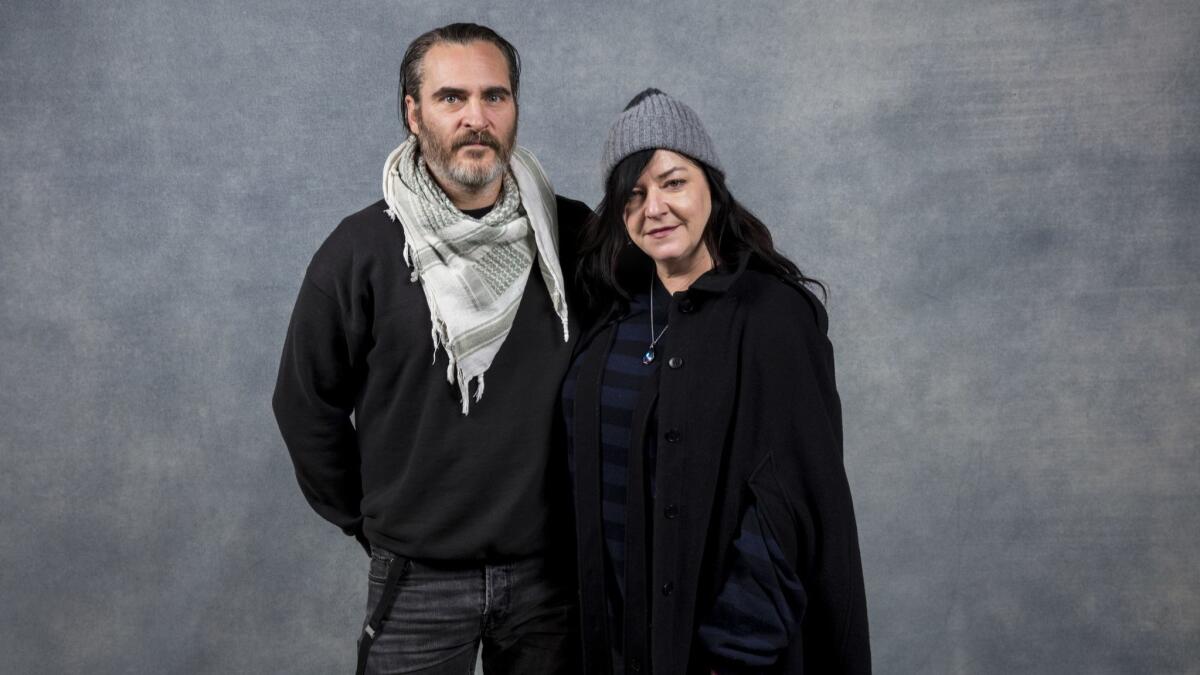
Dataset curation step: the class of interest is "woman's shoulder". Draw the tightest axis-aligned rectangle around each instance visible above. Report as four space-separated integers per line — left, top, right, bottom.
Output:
734 268 829 337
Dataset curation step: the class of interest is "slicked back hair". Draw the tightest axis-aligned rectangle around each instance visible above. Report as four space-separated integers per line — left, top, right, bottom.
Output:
397 23 522 133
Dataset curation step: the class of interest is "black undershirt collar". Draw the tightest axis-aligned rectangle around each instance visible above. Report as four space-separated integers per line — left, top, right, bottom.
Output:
461 203 495 220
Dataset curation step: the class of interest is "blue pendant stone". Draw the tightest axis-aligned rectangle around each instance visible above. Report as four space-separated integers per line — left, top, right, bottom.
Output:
642 348 656 365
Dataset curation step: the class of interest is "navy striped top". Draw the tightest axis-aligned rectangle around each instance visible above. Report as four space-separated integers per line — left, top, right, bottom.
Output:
563 279 804 672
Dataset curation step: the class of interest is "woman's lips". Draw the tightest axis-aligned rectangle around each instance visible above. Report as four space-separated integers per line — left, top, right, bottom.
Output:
647 225 679 239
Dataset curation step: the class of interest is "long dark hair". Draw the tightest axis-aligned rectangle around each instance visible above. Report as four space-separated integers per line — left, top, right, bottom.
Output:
577 148 826 312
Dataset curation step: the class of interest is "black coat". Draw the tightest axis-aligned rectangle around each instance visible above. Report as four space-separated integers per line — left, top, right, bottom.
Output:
569 253 871 675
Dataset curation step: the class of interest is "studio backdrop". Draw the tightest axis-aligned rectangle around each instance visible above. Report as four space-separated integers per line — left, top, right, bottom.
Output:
1 1 1197 673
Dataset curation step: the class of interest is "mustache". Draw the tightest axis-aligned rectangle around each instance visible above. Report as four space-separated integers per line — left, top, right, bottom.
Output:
453 131 503 152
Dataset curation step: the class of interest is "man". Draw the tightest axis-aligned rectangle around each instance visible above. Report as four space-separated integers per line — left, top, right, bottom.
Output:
272 23 590 675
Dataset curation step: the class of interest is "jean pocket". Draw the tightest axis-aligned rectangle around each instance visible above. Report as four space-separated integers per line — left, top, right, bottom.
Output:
368 547 396 584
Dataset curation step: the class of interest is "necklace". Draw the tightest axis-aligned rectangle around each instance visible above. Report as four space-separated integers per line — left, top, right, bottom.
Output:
643 274 668 365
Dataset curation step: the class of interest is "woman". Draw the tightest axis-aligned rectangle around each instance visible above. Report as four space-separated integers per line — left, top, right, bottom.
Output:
562 89 871 674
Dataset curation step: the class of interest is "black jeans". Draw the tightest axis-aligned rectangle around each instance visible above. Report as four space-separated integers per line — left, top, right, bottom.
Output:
360 547 578 674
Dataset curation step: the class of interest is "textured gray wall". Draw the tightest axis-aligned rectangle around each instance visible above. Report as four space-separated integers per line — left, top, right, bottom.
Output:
2 1 1197 673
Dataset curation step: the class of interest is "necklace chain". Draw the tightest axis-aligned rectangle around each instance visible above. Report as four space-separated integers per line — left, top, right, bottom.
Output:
643 273 668 365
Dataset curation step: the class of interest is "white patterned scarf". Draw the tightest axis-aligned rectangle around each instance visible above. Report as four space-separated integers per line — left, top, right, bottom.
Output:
382 136 569 414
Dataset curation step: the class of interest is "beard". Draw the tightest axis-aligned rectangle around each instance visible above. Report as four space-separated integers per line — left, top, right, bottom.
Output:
416 117 516 191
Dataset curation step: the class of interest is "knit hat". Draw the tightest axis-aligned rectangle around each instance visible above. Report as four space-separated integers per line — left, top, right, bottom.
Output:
601 88 722 187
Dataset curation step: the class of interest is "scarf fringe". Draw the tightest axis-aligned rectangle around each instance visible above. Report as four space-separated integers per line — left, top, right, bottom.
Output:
403 241 417 282
452 370 486 415
457 369 471 416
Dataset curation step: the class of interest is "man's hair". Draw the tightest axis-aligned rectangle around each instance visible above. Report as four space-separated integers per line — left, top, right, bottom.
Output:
398 23 522 133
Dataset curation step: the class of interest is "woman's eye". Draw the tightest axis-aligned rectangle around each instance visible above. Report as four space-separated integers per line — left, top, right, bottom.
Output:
665 179 685 188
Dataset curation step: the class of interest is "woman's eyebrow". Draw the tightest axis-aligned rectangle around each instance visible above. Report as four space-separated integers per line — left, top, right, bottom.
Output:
653 166 686 180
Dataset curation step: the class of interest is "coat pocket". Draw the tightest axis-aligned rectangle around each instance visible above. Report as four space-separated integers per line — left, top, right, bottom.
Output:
746 452 806 578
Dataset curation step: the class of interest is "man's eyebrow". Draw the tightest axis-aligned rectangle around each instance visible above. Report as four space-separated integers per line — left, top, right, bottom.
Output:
428 86 513 100
655 166 686 180
430 86 468 99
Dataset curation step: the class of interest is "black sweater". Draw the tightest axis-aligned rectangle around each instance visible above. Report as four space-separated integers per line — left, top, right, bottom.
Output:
272 196 591 561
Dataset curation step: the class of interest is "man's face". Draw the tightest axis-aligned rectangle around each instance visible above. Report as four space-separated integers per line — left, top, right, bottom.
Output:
406 41 518 191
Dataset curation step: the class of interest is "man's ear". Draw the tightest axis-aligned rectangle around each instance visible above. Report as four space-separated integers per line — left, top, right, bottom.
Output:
405 95 420 136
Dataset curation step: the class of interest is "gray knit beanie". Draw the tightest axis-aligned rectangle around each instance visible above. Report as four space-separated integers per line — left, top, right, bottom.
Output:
601 88 722 187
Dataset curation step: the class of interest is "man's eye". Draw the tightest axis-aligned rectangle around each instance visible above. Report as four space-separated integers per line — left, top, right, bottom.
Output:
487 94 502 103
443 95 459 103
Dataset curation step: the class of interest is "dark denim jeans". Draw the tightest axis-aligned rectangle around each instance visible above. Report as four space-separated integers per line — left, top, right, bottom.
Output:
361 546 578 675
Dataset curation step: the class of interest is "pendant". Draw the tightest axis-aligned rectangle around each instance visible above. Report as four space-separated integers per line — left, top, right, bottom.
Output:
642 347 656 365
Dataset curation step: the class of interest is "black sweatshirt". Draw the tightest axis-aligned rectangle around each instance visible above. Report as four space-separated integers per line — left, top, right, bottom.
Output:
272 196 591 561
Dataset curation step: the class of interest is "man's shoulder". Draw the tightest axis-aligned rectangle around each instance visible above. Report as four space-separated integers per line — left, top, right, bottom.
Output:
322 199 403 247
308 199 402 274
554 194 592 229
335 199 397 234
551 195 591 266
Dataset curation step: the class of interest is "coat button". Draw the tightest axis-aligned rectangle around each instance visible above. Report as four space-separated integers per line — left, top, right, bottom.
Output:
678 295 695 313
665 429 681 443
664 504 678 519
662 582 674 596
667 356 683 369
629 658 642 672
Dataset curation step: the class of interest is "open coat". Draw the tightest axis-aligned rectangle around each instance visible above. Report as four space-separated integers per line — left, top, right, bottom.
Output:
569 253 871 674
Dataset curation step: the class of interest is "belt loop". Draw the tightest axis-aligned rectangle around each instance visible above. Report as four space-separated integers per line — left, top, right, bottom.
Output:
356 554 411 675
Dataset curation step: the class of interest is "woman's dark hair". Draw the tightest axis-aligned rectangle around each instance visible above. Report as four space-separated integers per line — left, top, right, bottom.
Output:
577 149 826 312
397 23 521 130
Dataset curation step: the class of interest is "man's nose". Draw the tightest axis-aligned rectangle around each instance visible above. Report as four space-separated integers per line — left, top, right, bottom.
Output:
461 97 487 129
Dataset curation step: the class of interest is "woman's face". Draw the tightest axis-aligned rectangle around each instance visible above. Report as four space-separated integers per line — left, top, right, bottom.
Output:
623 149 713 278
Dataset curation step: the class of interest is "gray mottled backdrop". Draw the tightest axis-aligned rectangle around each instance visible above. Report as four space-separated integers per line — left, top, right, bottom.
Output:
2 1 1197 673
